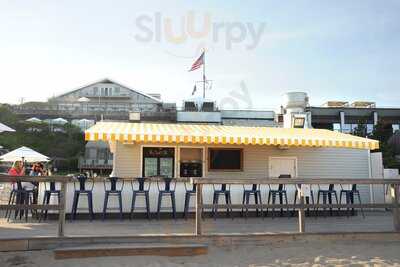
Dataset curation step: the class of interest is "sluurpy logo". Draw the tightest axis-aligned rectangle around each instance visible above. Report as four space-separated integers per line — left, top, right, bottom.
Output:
133 11 266 57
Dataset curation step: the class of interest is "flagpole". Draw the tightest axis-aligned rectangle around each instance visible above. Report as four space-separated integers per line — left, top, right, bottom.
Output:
203 50 206 99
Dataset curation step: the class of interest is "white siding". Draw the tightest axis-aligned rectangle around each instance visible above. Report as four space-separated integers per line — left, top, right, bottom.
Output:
113 142 369 180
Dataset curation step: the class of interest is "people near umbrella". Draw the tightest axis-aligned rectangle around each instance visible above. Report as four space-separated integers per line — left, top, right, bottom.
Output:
8 160 25 177
30 163 45 176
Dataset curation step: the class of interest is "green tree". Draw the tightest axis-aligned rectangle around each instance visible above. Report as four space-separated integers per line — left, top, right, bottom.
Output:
370 121 398 168
0 105 86 172
352 120 368 137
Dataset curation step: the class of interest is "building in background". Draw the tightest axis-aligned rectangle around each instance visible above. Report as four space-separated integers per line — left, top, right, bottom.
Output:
8 78 400 174
307 101 400 134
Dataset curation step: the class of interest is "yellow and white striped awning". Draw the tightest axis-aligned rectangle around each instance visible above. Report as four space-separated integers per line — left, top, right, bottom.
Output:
85 122 379 150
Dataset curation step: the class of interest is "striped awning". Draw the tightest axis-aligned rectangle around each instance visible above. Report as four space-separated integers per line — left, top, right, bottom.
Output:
84 122 379 150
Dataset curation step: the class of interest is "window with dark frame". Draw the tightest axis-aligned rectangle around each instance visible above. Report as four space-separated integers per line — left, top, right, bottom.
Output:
208 148 243 171
293 117 305 128
142 147 175 177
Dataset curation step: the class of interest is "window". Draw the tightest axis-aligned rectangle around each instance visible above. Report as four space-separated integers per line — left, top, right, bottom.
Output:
333 123 341 132
342 124 352 133
114 87 120 94
93 87 98 95
142 147 175 177
208 148 243 171
367 124 374 134
393 124 400 133
293 118 305 128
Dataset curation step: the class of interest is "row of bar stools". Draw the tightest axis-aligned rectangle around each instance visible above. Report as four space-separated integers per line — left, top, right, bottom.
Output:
212 184 233 219
183 183 197 220
103 177 124 220
339 184 365 218
6 181 36 222
242 184 263 218
316 184 339 217
130 178 151 219
40 181 61 221
156 178 176 219
71 175 94 221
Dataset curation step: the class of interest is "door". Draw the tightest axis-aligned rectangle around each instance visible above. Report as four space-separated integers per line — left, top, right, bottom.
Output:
269 157 297 178
269 157 297 190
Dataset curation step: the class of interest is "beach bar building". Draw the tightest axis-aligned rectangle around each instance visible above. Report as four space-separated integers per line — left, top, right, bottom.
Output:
82 121 379 213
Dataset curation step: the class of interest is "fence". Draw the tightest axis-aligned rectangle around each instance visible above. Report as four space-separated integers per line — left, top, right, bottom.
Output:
0 176 71 237
0 176 399 238
191 178 400 235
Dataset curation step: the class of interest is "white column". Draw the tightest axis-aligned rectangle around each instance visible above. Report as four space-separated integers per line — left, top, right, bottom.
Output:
340 111 345 132
373 111 378 125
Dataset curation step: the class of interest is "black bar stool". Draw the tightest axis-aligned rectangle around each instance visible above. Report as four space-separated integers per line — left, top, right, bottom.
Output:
267 174 290 217
183 182 197 219
339 184 365 218
130 177 151 220
71 174 94 221
212 184 232 219
293 184 315 216
6 181 36 222
40 181 61 221
156 177 176 219
103 177 124 220
241 184 263 218
316 184 338 217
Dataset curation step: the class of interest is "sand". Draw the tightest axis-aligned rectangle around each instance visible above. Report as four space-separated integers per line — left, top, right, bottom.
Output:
1 239 400 267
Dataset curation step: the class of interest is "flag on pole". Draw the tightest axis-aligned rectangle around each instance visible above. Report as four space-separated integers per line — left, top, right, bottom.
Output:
192 85 197 95
188 52 204 71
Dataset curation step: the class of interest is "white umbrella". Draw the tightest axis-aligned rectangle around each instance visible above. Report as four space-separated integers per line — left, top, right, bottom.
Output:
0 122 15 133
0 146 50 162
52 118 68 125
26 117 42 123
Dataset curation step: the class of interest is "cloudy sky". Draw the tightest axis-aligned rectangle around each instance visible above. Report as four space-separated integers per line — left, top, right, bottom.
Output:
1 0 399 109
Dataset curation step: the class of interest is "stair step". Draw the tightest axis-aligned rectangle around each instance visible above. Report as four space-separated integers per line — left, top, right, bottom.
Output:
54 243 208 259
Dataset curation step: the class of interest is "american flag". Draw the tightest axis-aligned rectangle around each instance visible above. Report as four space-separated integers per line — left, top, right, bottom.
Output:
188 52 204 71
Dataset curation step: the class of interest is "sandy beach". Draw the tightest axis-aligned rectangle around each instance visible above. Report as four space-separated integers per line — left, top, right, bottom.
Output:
1 239 400 267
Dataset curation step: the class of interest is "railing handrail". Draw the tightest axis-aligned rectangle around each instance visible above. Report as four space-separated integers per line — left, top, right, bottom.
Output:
191 177 400 185
0 175 74 183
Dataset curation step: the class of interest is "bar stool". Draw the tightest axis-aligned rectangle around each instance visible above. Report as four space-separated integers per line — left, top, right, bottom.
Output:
6 182 36 222
241 184 263 218
293 184 315 216
156 177 176 219
267 174 290 217
212 184 232 219
183 182 197 219
316 184 338 217
339 184 365 218
103 177 124 220
71 174 94 221
40 181 61 221
130 177 151 220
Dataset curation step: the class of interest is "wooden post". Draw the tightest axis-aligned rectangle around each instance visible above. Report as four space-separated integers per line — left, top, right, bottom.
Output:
392 184 400 232
195 184 203 236
298 190 305 233
58 181 67 237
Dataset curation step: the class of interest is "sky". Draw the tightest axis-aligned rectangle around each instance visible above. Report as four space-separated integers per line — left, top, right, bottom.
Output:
0 0 399 110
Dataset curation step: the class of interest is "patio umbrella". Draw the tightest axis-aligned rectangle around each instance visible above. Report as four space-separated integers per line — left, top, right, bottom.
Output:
26 117 42 123
0 122 15 133
0 146 50 162
52 118 68 125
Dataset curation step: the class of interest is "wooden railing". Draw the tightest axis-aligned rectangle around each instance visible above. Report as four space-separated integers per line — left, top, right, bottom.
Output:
0 176 72 237
190 178 400 235
0 176 399 237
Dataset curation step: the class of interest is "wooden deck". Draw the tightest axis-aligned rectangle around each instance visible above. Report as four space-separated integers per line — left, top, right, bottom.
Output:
0 211 394 239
